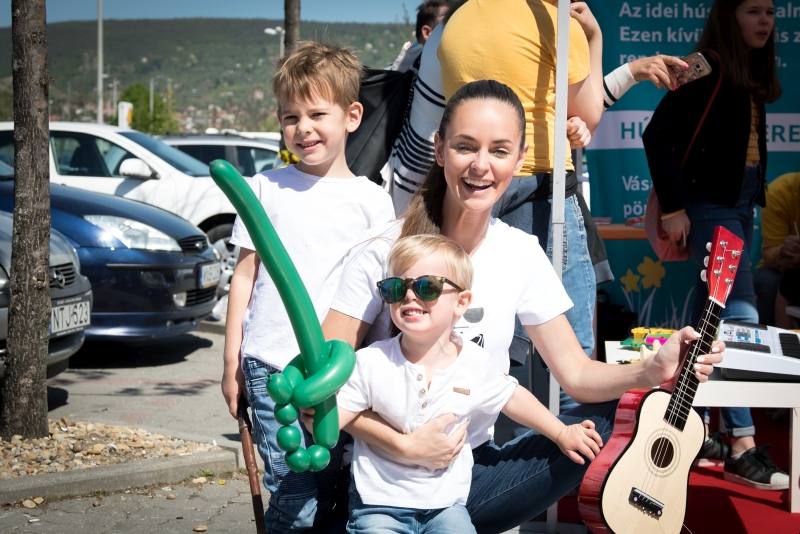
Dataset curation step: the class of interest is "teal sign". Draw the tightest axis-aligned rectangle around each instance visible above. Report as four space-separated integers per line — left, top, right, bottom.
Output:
587 0 800 326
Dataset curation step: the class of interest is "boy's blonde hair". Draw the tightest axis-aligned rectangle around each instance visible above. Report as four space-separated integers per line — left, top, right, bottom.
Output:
273 41 362 111
388 234 473 290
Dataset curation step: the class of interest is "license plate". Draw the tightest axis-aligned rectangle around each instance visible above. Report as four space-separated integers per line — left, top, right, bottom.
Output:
50 298 91 336
198 261 221 289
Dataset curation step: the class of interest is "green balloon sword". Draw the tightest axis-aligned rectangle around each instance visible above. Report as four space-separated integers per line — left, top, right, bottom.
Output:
209 160 356 473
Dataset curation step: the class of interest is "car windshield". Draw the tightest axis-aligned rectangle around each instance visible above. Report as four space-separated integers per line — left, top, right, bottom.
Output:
119 131 210 177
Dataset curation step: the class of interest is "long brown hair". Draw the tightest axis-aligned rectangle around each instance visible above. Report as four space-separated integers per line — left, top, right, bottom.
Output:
695 0 781 102
399 79 526 239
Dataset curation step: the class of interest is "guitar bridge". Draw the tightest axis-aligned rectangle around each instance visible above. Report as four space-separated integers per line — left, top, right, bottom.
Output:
629 488 664 518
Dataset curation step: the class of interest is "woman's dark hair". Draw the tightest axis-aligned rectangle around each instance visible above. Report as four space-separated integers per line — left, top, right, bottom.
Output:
399 79 525 239
696 0 781 102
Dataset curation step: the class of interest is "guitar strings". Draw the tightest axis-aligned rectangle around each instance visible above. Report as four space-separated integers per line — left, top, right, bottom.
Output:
643 244 727 497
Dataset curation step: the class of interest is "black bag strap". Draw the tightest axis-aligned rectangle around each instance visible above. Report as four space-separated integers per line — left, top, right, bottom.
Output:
681 50 722 168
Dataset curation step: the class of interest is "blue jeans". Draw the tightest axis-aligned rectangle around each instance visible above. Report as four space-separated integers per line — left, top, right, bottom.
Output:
466 401 617 533
242 357 347 532
493 176 596 411
685 166 761 437
347 483 476 534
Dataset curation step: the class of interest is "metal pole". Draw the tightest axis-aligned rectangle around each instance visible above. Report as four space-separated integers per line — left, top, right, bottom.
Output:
545 1 572 532
96 0 103 124
279 28 285 58
149 77 154 119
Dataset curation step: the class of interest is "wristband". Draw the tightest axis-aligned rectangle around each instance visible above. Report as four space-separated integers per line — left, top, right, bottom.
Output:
603 63 637 109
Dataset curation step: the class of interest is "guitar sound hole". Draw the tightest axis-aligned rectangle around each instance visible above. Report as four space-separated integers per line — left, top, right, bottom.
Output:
650 437 675 469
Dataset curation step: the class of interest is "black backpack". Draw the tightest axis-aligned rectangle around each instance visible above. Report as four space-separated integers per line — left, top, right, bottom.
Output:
345 59 419 185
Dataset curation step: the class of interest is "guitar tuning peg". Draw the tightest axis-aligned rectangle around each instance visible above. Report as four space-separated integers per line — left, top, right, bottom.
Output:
706 242 712 252
700 269 707 282
703 256 709 267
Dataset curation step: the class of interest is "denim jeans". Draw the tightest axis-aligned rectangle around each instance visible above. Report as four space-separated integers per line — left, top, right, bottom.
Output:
242 357 347 532
493 175 596 411
466 401 617 533
347 482 476 534
686 165 761 437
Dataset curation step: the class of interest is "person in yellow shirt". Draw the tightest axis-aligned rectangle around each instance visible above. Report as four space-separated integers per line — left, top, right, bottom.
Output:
438 0 604 410
756 171 800 326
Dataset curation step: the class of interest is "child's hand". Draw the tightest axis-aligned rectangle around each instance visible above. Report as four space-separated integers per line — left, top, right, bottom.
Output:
555 419 603 464
299 408 315 434
221 365 245 419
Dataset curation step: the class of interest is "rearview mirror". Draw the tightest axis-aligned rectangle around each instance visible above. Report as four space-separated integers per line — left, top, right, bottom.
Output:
119 158 156 179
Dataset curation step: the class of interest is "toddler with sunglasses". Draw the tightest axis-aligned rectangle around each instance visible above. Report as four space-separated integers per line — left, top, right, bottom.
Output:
335 234 602 533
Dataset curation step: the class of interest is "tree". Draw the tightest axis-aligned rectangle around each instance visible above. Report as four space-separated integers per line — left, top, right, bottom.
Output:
284 0 300 54
118 83 179 134
1 0 52 439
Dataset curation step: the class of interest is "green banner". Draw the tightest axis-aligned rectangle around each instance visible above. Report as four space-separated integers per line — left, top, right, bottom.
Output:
587 0 800 326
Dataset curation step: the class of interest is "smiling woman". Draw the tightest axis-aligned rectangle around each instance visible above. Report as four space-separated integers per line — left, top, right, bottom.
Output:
322 79 723 532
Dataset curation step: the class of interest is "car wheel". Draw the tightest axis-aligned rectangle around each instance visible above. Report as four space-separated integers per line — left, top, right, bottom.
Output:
206 223 237 296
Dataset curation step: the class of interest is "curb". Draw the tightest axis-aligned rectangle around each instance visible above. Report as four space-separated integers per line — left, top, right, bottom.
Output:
0 448 236 504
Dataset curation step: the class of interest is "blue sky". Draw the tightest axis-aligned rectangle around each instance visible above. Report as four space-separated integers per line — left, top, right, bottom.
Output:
0 0 413 27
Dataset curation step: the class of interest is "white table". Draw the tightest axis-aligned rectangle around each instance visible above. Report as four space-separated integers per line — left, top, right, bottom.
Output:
605 341 800 513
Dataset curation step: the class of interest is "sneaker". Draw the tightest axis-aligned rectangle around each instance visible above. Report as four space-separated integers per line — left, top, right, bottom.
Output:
696 432 729 467
723 446 790 490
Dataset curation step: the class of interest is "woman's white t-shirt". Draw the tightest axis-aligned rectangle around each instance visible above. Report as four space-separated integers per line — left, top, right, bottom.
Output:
330 217 573 446
338 335 517 509
230 165 395 369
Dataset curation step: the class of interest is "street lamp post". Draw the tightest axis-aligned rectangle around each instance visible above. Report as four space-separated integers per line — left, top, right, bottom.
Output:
97 0 104 124
264 26 285 59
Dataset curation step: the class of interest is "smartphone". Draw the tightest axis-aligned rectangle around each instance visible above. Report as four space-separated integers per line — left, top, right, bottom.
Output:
672 52 712 87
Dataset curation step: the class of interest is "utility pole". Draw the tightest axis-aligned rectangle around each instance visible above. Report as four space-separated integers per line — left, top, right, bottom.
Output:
149 77 155 119
96 0 103 124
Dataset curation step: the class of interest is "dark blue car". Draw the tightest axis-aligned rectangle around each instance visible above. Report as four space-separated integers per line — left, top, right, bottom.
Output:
0 175 220 341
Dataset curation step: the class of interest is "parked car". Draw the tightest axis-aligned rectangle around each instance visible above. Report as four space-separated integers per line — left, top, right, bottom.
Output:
0 211 92 378
0 122 240 308
161 133 280 177
0 164 220 341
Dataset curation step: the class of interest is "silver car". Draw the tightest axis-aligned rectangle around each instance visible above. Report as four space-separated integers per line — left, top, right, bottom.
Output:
0 210 92 378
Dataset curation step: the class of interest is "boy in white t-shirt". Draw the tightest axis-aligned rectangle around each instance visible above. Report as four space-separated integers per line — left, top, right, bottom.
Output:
220 41 395 532
336 235 602 533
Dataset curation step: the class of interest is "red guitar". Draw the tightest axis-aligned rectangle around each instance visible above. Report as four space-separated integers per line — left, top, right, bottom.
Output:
578 226 743 534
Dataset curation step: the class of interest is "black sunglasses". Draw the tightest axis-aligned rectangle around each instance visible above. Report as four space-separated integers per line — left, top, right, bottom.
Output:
376 275 464 304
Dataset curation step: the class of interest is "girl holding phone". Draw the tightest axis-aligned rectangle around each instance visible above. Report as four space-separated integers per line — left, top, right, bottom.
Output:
643 0 786 490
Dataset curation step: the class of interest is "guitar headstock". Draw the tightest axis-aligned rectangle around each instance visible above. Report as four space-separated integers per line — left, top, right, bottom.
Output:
705 226 744 307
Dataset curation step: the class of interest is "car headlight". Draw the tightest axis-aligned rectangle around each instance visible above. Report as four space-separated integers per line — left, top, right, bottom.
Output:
0 265 8 290
84 215 181 252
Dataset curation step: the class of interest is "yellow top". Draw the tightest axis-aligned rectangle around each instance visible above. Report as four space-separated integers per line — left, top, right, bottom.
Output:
746 97 760 164
761 172 800 267
439 0 590 174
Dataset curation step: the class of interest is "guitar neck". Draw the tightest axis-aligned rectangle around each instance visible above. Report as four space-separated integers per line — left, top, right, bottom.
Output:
664 299 722 431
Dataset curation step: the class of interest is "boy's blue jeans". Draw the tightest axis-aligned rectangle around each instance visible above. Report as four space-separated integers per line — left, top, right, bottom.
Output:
685 165 761 438
347 483 476 534
242 357 347 532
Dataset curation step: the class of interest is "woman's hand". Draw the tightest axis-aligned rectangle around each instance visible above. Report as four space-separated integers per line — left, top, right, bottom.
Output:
570 2 601 41
221 365 245 419
629 55 688 90
555 419 603 464
404 413 467 471
567 116 592 148
646 326 724 386
662 211 691 245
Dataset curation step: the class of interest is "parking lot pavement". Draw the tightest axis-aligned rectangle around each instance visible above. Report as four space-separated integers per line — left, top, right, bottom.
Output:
0 475 259 534
46 326 240 453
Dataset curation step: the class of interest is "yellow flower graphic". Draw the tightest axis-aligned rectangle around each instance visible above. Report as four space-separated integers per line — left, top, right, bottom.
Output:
620 268 641 293
637 256 666 289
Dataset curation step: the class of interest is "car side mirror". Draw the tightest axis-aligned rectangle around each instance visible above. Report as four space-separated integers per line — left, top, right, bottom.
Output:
119 158 157 179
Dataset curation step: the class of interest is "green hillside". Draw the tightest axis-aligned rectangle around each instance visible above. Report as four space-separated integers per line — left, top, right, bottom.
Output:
0 18 413 131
